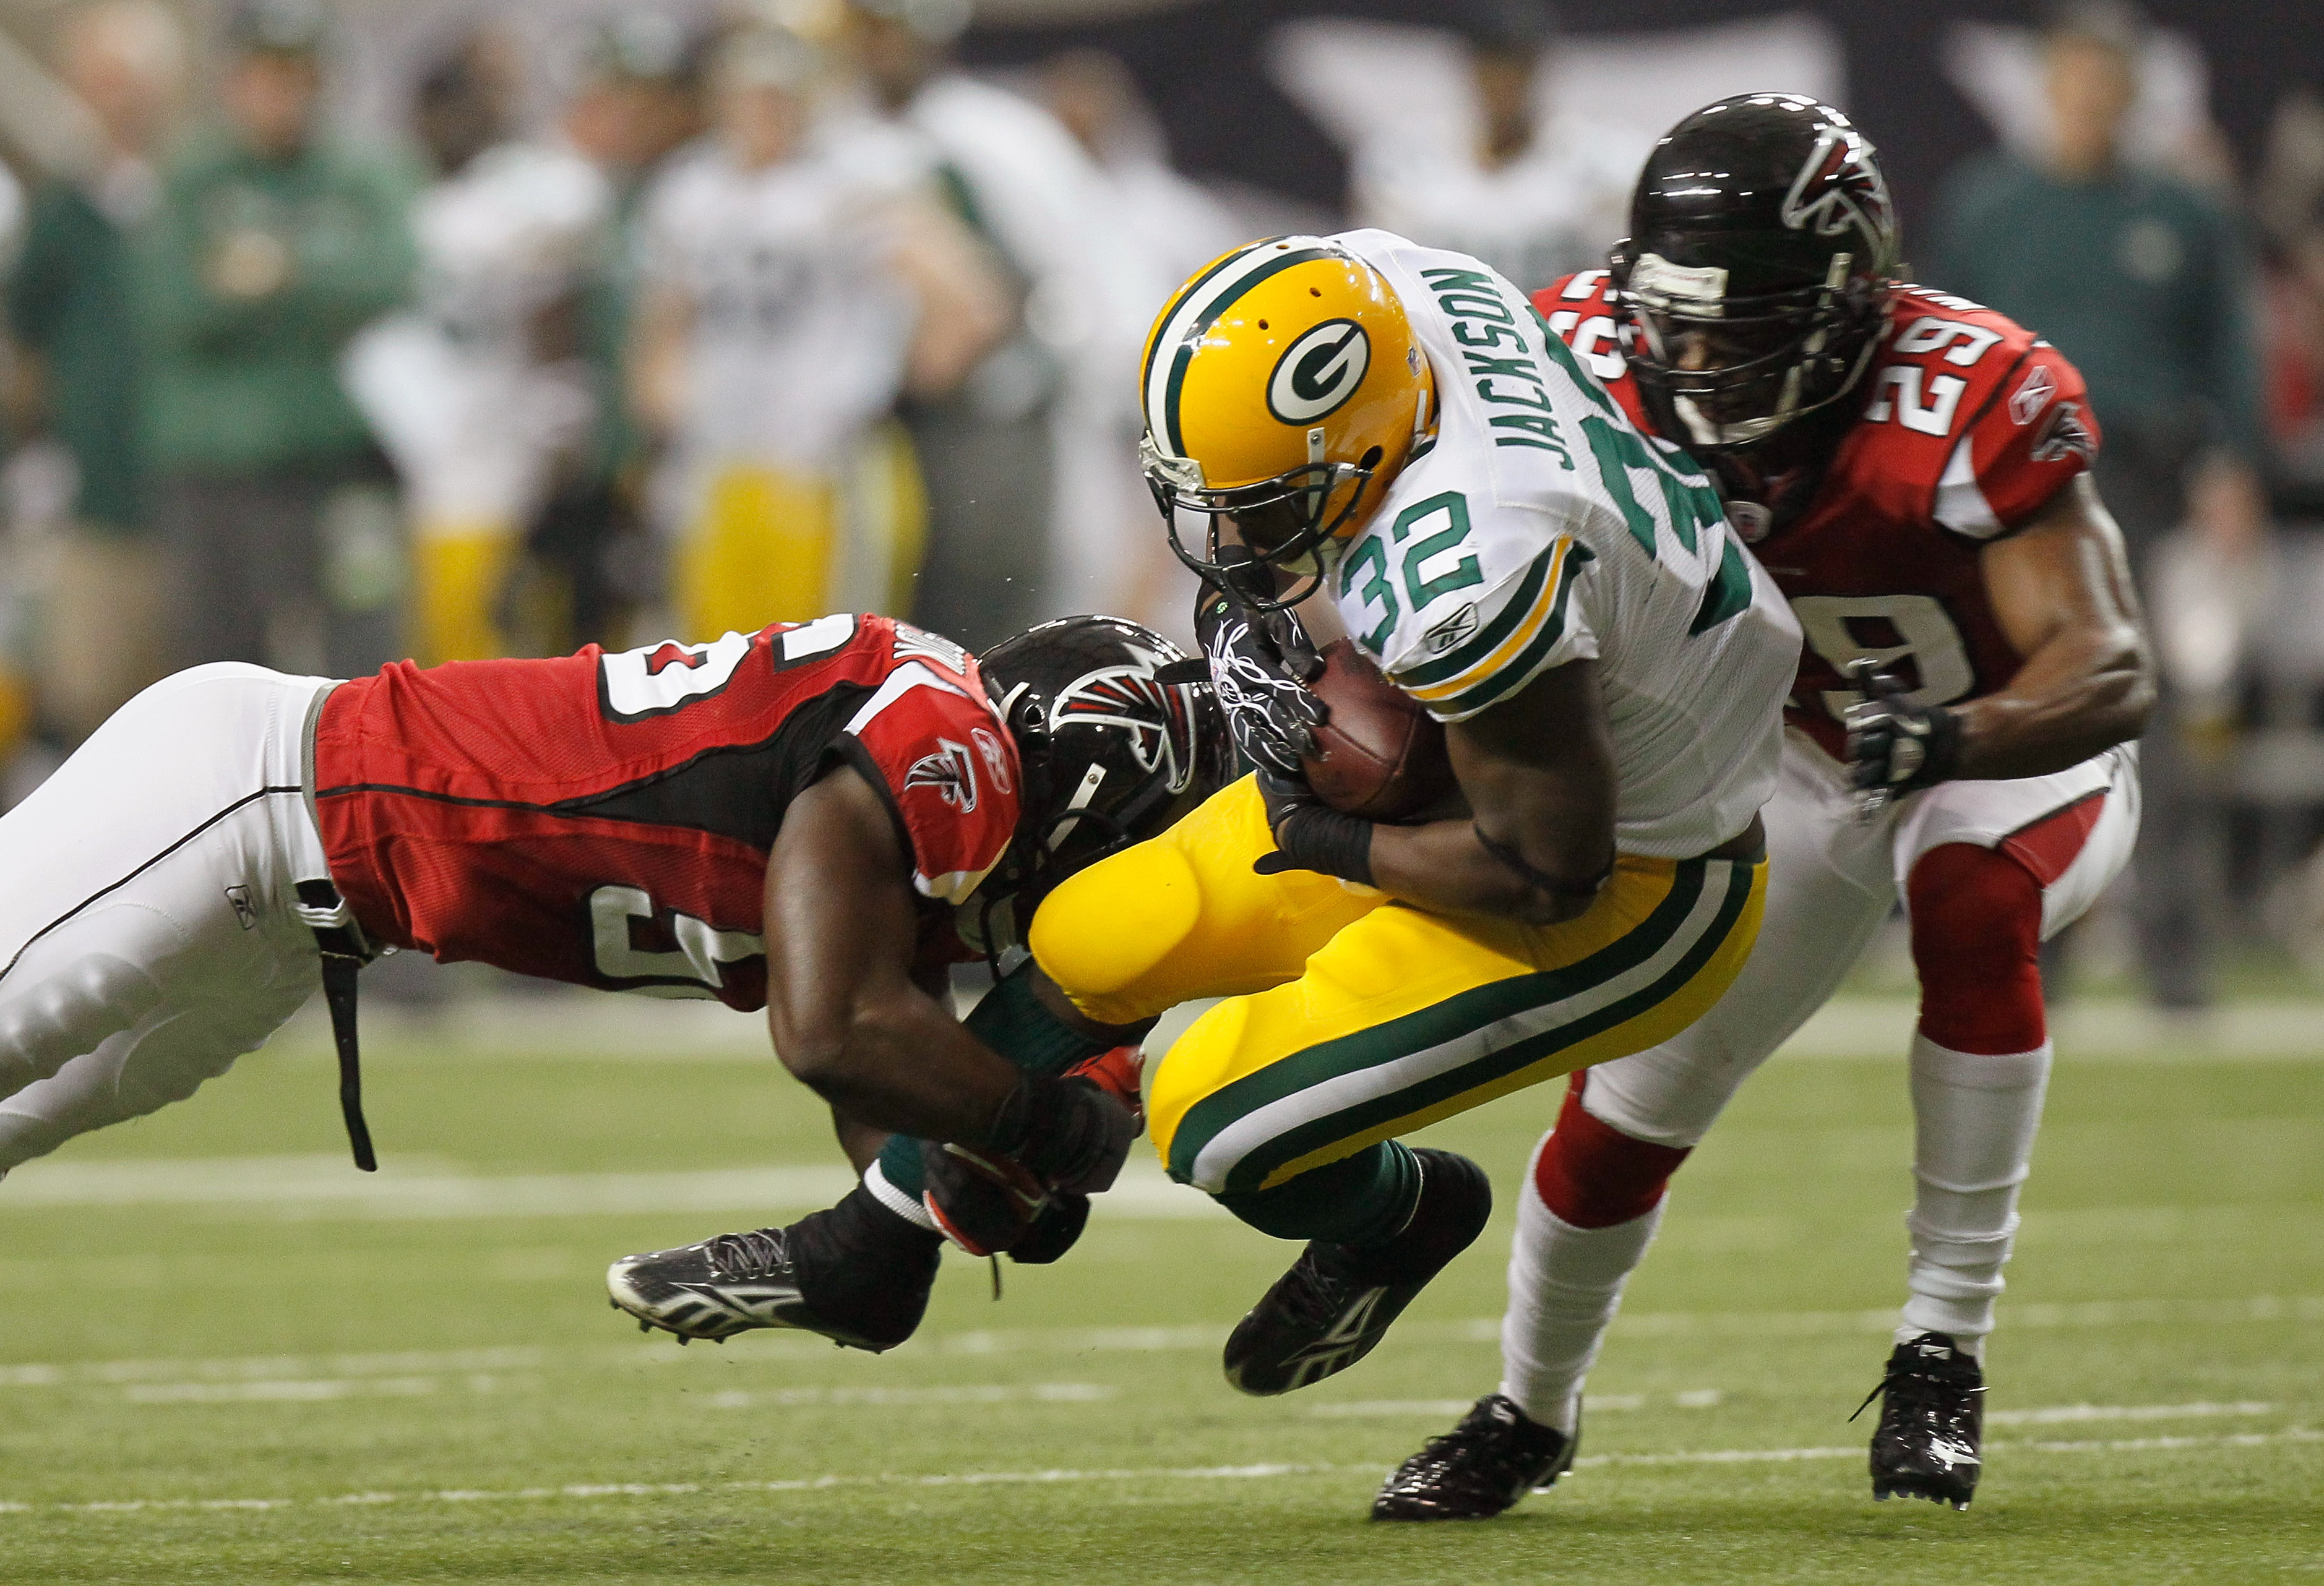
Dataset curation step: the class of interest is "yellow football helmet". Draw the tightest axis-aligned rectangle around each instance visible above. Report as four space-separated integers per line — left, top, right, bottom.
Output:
1139 237 1435 606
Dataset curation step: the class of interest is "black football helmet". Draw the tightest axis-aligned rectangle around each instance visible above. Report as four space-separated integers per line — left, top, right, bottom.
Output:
1611 93 1900 453
970 615 1231 953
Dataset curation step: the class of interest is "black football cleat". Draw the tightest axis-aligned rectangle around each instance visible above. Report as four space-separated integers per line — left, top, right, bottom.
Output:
608 1187 939 1352
1371 1394 1578 1520
1223 1149 1491 1396
1858 1331 1986 1509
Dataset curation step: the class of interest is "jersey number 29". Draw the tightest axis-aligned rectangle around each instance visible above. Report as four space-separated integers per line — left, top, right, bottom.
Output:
1791 593 1974 720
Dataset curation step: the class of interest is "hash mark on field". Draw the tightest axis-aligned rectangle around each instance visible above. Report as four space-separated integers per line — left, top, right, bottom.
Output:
6 1430 2319 1518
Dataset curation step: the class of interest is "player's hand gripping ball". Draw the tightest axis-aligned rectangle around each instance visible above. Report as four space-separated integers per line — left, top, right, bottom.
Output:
1299 639 1455 820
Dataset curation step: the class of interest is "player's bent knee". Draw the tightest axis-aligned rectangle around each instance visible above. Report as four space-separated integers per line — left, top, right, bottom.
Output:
1906 842 2045 1055
1532 1074 1692 1228
1030 841 1203 1022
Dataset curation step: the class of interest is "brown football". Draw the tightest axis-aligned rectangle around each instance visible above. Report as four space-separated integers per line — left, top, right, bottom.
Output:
1301 639 1455 821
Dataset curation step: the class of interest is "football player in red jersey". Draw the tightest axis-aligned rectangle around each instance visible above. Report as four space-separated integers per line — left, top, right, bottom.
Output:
1372 95 2154 1519
0 612 1224 1350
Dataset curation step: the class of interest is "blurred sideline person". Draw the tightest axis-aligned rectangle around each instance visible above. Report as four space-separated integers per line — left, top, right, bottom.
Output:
140 0 416 679
1349 0 1637 297
527 14 712 653
1036 46 1237 649
843 0 1150 651
631 28 1006 641
4 0 183 747
345 30 609 666
0 615 1218 1359
1374 98 2151 1523
1937 1 2263 1011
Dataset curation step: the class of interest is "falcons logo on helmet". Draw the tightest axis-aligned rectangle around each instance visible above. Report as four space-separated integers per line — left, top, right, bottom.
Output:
1051 653 1203 794
1779 121 1896 255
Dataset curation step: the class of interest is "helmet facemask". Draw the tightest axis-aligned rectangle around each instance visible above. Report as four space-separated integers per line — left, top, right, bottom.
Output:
1616 247 1888 453
1142 432 1384 613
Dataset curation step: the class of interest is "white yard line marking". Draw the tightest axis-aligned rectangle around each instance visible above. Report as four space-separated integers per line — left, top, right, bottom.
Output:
6 1429 2318 1518
1311 1392 1726 1418
706 1384 1116 1410
1986 1400 2275 1426
1577 1427 2324 1469
11 1298 2324 1393
0 1155 1223 1222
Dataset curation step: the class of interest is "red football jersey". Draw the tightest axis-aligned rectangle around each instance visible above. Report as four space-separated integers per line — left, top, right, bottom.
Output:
313 614 1019 1008
1536 272 2101 758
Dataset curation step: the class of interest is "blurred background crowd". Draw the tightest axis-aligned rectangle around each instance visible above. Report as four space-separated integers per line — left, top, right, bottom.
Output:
0 0 2315 1013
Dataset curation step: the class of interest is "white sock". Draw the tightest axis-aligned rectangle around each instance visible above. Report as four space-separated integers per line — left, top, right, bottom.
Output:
1497 1145 1665 1434
863 1159 939 1233
1899 1034 2051 1349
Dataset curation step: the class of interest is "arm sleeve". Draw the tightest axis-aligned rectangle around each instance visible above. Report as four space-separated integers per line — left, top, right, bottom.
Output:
841 676 1020 904
1931 343 2102 541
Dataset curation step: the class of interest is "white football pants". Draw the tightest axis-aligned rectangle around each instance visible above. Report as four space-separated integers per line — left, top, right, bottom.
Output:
1501 733 2139 1426
0 664 339 1175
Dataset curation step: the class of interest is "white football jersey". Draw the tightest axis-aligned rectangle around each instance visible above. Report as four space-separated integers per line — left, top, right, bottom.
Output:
1325 230 1801 859
640 138 917 473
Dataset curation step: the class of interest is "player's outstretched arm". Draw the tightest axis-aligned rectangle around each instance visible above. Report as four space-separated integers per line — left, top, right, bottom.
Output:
762 761 1026 1143
1362 660 1618 927
1960 474 2156 780
764 761 1135 1193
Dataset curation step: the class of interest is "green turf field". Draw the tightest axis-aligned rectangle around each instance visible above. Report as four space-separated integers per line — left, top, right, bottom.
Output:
3 990 2322 1584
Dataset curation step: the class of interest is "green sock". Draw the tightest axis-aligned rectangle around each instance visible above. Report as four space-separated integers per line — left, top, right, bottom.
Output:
876 962 1119 1198
1213 1141 1421 1248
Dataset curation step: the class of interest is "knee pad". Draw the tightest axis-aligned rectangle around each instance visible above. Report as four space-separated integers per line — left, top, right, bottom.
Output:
1532 1073 1693 1229
1029 841 1202 1025
1906 843 2046 1055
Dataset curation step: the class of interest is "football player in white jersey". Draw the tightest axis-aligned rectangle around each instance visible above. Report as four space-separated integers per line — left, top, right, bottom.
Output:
343 31 610 665
602 230 1804 1399
629 28 1005 641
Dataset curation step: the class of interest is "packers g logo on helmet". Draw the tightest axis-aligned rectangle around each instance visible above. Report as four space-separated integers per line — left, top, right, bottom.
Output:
1267 319 1370 425
1140 238 1434 609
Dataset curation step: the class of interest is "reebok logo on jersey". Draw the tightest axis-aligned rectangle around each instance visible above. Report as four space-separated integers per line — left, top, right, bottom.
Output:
2008 363 2056 426
970 726 1013 795
1422 602 1481 655
2030 401 2095 464
905 739 978 812
1268 319 1370 425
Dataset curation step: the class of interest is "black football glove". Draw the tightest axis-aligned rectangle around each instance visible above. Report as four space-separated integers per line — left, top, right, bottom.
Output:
1250 764 1376 885
1195 571 1326 780
1843 659 1965 802
985 1073 1137 1197
921 1138 1050 1258
1008 1192 1090 1264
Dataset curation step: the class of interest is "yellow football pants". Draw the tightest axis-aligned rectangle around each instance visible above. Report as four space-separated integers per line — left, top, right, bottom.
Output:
1029 777 1767 1196
413 521 521 666
675 434 928 643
